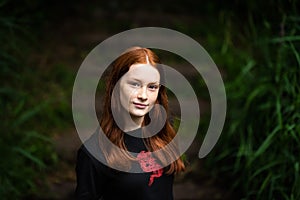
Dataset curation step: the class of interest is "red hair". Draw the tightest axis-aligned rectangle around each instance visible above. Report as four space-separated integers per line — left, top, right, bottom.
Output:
99 47 185 174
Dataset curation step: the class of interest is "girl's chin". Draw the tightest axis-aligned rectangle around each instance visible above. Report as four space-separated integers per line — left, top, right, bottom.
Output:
129 110 149 118
130 112 147 118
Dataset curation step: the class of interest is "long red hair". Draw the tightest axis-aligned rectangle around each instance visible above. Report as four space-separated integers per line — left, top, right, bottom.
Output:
99 47 185 174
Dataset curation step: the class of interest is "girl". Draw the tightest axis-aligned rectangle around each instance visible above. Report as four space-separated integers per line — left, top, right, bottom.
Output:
75 47 185 200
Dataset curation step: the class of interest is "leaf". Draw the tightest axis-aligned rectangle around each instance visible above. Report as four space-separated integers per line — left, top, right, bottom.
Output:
13 147 46 168
13 102 47 128
253 126 280 158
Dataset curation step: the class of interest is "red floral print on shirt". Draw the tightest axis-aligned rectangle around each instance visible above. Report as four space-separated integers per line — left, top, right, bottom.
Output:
137 151 163 186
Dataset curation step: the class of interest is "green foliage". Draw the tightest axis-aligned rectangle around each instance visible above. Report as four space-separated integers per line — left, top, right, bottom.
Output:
0 1 73 199
1 0 298 199
204 3 300 200
0 82 58 199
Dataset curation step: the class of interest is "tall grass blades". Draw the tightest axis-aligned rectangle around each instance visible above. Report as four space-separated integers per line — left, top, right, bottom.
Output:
205 12 300 200
0 1 58 199
0 88 57 199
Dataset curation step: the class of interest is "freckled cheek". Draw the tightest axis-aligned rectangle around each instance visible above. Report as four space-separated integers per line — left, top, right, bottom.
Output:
148 92 159 106
120 88 137 104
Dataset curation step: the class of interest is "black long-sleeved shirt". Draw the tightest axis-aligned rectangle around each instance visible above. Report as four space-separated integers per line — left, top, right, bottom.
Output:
75 128 174 200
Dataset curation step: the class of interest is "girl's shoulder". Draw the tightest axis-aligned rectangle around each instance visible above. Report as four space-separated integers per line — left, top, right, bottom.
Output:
77 131 108 171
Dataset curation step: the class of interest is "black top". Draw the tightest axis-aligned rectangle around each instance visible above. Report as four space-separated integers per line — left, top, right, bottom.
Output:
75 128 174 200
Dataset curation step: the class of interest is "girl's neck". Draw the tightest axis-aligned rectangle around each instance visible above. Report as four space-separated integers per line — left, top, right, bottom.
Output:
119 112 144 132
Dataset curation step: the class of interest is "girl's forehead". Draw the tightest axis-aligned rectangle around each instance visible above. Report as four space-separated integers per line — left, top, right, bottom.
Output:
124 64 160 82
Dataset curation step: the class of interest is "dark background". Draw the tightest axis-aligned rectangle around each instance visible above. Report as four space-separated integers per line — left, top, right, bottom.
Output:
1 0 299 199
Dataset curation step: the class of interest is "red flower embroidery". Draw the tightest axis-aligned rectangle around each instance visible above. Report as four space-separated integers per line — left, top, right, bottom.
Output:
137 151 163 186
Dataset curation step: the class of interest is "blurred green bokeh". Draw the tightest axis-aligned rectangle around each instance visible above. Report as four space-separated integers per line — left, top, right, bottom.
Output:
0 0 299 199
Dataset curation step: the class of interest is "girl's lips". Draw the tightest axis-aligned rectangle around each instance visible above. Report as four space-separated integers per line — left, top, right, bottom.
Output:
133 102 148 109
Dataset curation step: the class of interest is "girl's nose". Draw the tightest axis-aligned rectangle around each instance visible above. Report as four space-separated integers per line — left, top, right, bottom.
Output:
137 87 148 100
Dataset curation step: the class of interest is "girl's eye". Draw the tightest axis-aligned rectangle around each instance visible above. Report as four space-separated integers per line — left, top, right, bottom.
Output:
148 84 159 91
129 82 140 88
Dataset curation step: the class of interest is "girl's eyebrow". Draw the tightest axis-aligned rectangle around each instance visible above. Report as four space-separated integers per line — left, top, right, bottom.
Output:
130 78 159 84
130 78 142 82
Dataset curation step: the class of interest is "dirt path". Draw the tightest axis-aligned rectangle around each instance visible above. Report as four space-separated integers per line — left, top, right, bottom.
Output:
32 6 233 200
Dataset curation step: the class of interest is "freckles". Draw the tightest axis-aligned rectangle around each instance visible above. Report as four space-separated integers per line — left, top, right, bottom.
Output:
131 89 138 95
129 90 138 99
122 86 136 98
148 96 158 105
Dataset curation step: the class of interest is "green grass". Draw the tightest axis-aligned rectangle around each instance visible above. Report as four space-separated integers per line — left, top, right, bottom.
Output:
0 1 75 198
204 9 300 200
1 0 299 199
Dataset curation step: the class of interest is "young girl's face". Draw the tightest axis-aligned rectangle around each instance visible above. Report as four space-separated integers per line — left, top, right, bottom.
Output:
118 63 160 121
